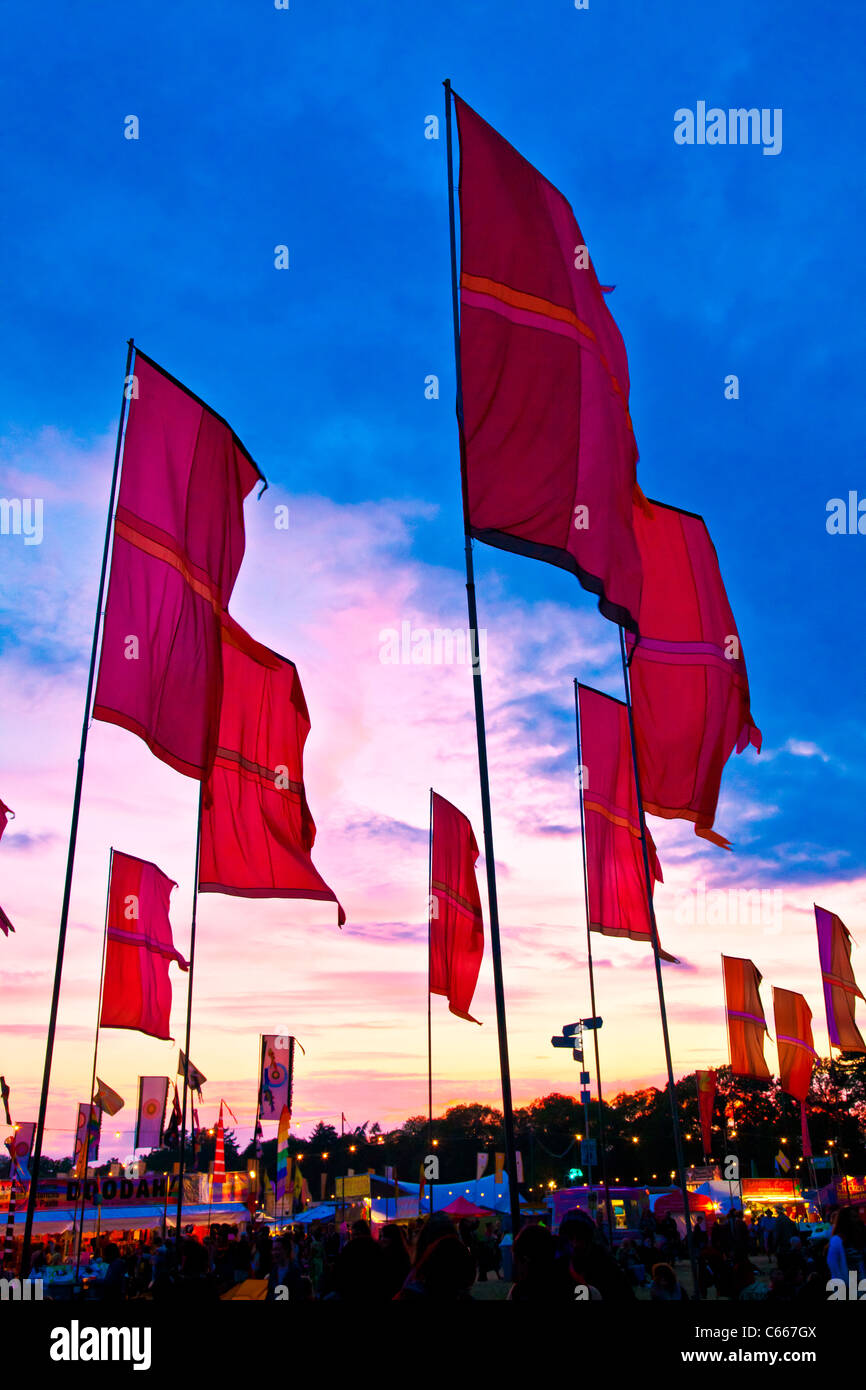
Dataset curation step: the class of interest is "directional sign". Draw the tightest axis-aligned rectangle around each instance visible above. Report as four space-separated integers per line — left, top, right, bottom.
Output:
561 1023 582 1037
551 1036 572 1048
580 1071 591 1085
580 1140 598 1166
582 1017 603 1030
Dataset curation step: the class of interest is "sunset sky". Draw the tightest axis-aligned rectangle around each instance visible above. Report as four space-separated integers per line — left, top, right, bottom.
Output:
2 1 864 1160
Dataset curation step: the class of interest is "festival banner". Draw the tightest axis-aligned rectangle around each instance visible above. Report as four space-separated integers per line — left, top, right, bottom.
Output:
99 852 188 1041
94 1078 125 1117
815 905 865 1054
198 617 344 922
93 350 264 780
476 1153 488 1181
5 1122 35 1182
578 684 674 959
275 1106 291 1204
454 94 643 633
134 1076 169 1151
625 500 761 849
722 956 770 1079
695 1070 717 1157
258 1035 296 1124
430 791 485 1023
73 1103 102 1177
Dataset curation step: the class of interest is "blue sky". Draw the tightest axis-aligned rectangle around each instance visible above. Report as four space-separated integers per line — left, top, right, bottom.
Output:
1 1 865 1139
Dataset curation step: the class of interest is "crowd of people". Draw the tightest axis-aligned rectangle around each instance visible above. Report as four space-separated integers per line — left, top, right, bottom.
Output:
617 1203 866 1301
18 1201 866 1302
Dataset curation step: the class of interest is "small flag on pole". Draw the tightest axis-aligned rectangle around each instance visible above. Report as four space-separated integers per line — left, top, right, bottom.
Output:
94 1078 125 1117
178 1052 207 1097
775 1149 791 1174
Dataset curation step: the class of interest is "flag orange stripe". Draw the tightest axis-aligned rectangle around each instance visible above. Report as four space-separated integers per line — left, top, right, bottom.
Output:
461 271 634 434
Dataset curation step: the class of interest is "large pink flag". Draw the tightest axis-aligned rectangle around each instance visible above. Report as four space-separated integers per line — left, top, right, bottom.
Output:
455 94 644 633
815 905 865 1053
626 500 761 849
430 792 485 1023
94 352 263 780
99 851 188 1041
578 685 674 960
198 618 344 922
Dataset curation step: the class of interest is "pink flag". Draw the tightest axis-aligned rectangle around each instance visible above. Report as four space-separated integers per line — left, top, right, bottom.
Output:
578 684 674 960
99 851 188 1041
430 792 485 1023
626 500 761 849
198 618 344 922
455 94 644 633
815 905 865 1054
94 351 263 780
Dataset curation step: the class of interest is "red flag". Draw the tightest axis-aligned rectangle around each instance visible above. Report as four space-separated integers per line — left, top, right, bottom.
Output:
94 351 264 780
99 851 188 1041
626 500 761 849
577 684 675 960
454 94 643 633
773 987 817 1158
815 905 865 1054
198 618 344 922
430 792 484 1023
773 988 816 1103
695 1070 717 1157
722 955 770 1079
0 905 14 938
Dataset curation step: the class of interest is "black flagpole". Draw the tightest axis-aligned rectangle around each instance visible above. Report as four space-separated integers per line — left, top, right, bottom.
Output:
444 78 521 1239
21 339 135 1276
74 846 114 1274
427 787 433 1152
573 682 616 1245
618 629 700 1295
174 782 204 1245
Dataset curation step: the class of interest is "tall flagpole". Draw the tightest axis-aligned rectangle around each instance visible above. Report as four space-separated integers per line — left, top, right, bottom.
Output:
618 629 700 1295
174 782 205 1244
427 788 433 1151
573 682 616 1245
21 339 135 1275
74 847 114 1274
444 78 521 1239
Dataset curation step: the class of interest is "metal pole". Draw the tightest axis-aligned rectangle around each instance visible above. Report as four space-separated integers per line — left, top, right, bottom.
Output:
21 339 135 1275
444 76 521 1241
74 847 114 1275
174 782 205 1244
427 788 434 1151
573 680 616 1244
618 628 700 1295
